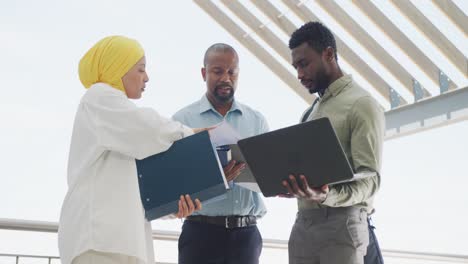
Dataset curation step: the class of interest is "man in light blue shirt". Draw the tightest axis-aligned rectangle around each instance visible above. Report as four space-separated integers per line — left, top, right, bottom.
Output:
173 43 268 264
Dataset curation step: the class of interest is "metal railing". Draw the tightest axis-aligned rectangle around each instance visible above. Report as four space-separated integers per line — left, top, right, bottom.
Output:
0 253 59 264
1 218 468 264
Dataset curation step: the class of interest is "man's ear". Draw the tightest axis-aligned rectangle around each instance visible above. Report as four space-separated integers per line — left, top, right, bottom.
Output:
324 47 335 63
201 67 207 82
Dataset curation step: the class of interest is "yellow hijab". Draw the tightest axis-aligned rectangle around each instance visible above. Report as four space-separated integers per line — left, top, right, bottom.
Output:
78 36 144 92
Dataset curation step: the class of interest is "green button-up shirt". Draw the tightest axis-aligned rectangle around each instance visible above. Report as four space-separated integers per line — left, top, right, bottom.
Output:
298 75 385 213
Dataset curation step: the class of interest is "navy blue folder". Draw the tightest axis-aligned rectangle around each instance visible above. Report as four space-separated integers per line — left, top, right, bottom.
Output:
136 131 228 220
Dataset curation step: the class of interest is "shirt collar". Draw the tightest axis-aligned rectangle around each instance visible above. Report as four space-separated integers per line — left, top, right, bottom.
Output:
320 74 353 102
89 82 127 98
198 95 243 115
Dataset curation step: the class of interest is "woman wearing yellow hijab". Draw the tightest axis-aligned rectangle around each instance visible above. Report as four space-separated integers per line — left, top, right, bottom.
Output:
58 36 202 264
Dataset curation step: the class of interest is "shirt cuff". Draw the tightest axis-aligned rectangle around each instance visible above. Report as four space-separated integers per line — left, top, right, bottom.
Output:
321 187 337 207
160 213 177 220
180 124 194 138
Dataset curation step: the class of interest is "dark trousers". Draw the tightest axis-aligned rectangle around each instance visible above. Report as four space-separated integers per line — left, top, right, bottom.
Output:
364 218 385 264
178 220 263 264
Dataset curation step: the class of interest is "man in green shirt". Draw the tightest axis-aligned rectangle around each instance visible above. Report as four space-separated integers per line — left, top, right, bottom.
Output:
281 22 385 264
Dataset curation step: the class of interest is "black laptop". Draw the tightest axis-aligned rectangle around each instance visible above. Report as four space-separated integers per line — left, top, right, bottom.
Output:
237 117 354 197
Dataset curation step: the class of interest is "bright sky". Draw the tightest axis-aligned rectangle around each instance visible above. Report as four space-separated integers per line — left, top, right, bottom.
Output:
1 0 467 262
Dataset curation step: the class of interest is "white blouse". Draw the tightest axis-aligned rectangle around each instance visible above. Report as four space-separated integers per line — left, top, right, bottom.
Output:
58 83 193 264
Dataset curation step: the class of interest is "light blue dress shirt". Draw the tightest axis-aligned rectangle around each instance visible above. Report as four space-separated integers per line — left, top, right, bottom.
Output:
172 95 269 217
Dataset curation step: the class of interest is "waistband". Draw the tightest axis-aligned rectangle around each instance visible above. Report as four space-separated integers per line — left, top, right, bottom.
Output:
186 215 257 229
297 206 367 219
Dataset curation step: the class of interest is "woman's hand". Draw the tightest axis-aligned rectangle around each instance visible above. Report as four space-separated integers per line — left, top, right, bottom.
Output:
192 126 216 134
175 194 202 218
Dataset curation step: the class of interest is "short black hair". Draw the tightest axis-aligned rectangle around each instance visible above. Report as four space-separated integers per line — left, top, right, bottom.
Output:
289 22 337 61
203 43 238 66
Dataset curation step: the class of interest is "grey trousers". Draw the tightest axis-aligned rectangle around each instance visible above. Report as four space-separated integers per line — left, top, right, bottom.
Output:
289 207 369 264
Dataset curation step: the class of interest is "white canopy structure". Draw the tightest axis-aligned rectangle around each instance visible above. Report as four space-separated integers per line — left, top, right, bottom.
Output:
193 0 468 140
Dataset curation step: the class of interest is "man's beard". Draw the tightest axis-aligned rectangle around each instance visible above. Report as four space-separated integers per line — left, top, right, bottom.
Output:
308 81 327 95
309 65 329 96
214 87 234 102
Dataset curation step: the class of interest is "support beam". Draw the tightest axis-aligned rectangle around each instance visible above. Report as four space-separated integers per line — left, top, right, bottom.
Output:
385 86 468 140
250 0 297 35
391 0 467 76
220 0 291 63
352 0 458 91
316 0 432 99
281 0 407 105
431 0 468 36
193 0 314 104
251 0 386 108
